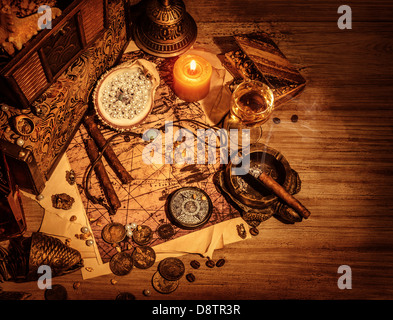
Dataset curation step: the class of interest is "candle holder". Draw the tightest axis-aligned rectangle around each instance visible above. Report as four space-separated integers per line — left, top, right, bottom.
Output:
223 80 274 145
132 0 197 58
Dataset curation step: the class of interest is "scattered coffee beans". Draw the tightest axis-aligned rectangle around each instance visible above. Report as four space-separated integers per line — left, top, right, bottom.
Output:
273 117 281 124
206 259 215 268
190 260 200 269
216 258 226 268
249 227 259 236
291 114 298 123
186 273 196 282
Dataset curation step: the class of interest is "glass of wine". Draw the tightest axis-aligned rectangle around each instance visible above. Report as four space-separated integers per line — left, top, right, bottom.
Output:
224 80 274 145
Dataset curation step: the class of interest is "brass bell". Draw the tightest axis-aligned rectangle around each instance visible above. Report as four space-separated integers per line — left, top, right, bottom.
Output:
132 0 197 57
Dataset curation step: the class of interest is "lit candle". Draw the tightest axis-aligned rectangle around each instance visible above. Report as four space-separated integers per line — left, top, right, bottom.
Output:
173 54 212 102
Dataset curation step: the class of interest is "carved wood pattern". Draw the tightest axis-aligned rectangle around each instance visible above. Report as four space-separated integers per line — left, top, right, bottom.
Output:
81 0 104 44
11 52 48 101
0 0 126 182
0 0 107 108
42 15 83 76
147 0 184 24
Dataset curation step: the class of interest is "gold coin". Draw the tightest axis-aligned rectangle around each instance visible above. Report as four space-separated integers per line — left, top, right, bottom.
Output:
109 252 133 276
102 222 126 244
132 246 156 269
156 223 175 240
132 225 153 245
151 271 179 294
158 257 185 281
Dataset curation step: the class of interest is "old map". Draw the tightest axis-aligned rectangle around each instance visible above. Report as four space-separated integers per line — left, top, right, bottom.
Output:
66 51 239 263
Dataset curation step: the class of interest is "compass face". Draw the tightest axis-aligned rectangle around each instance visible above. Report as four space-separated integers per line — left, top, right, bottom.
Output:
167 187 213 229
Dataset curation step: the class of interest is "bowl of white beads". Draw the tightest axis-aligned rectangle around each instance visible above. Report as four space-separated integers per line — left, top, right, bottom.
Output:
93 59 160 131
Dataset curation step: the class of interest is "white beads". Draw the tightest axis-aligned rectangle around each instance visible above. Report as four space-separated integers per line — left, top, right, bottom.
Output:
143 128 158 141
125 222 137 230
16 138 25 147
101 69 152 120
81 226 89 234
125 222 137 238
130 222 137 229
86 239 94 246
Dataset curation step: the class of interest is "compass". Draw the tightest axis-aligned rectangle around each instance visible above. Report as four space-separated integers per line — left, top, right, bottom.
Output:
167 187 213 230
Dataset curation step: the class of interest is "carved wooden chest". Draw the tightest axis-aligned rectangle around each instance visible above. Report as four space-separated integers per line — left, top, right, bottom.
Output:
0 0 109 108
0 0 129 198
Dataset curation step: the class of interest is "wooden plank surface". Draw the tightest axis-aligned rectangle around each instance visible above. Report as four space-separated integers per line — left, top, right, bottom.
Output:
1 0 393 301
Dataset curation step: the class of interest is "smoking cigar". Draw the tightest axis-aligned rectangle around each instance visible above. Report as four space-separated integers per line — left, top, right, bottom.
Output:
83 115 133 184
85 138 121 215
257 171 310 219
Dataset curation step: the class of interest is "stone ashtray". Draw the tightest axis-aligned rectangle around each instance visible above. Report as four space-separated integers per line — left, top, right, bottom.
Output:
215 144 303 226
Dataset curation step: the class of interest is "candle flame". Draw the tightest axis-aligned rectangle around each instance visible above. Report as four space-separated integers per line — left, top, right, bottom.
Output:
190 59 196 71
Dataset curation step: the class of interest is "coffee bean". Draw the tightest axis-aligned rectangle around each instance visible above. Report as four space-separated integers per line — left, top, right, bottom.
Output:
249 227 259 236
186 273 195 282
216 258 226 268
190 260 200 269
291 114 298 123
273 117 281 124
206 259 215 268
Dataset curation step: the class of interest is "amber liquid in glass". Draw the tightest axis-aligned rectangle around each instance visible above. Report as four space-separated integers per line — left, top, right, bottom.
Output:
232 83 272 127
232 90 270 126
225 80 274 145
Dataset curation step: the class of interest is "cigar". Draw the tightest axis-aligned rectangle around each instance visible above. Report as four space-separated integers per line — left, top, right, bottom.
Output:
85 138 121 215
257 171 310 219
244 170 310 219
83 115 133 184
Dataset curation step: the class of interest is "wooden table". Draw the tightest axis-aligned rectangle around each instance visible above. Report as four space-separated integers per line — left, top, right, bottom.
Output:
1 0 393 301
